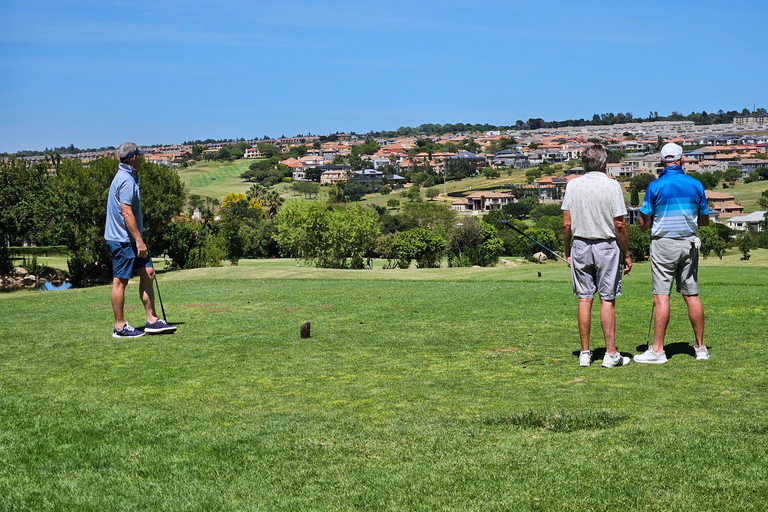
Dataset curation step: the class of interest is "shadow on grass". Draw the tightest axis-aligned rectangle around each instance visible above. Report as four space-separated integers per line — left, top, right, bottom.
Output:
633 341 705 359
483 410 626 432
570 347 633 361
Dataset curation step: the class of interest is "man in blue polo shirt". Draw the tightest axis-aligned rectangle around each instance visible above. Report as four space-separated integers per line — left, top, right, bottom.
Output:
635 143 709 363
105 142 176 338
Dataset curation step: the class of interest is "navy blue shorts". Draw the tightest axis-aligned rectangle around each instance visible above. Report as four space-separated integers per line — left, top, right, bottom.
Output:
107 240 153 279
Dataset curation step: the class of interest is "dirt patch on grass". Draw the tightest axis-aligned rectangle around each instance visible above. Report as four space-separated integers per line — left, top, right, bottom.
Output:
181 304 232 313
284 307 299 312
319 304 332 309
486 347 517 354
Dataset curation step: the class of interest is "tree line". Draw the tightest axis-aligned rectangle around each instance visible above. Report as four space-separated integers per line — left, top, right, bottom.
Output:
370 107 766 138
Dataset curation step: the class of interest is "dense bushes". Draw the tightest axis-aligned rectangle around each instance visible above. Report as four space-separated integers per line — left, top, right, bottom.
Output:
274 201 379 268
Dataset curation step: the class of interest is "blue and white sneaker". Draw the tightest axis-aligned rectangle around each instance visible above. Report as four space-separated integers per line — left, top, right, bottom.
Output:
144 318 177 334
113 323 145 338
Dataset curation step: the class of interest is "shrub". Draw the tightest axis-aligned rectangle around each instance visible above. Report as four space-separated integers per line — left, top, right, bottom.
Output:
397 228 446 269
626 225 650 262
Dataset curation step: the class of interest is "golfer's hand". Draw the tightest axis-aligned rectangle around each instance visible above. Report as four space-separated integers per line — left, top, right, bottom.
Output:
623 255 632 275
136 240 148 259
566 256 571 268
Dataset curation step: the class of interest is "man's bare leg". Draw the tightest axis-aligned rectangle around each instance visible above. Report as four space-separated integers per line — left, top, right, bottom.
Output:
137 266 159 324
111 277 129 329
578 298 593 352
652 294 671 353
683 294 705 348
600 298 617 354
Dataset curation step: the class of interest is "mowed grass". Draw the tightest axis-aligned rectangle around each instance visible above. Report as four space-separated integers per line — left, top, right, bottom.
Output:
1 255 767 510
178 160 260 200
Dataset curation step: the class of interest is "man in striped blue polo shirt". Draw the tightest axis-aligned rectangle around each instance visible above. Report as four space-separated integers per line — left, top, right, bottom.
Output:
635 143 710 364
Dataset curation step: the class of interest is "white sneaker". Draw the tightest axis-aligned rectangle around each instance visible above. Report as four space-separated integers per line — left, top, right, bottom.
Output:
602 352 631 368
694 345 709 360
579 350 592 367
634 347 668 364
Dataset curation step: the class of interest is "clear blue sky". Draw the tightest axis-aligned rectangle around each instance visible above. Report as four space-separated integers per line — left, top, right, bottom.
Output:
1 0 766 153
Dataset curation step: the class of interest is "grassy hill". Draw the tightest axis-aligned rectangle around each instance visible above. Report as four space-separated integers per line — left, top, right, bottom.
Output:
178 159 768 214
1 257 767 509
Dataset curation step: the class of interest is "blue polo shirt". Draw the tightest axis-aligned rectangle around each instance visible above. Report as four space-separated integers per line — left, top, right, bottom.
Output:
640 166 708 238
104 163 144 242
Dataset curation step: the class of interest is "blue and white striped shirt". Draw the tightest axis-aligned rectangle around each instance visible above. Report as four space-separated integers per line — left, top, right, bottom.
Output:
640 166 708 238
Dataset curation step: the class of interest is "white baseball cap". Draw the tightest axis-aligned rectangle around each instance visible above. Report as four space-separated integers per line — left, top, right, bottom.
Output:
660 143 683 162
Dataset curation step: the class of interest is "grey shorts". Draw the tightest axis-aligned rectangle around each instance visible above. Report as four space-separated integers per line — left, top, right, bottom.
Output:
651 237 699 295
570 238 622 300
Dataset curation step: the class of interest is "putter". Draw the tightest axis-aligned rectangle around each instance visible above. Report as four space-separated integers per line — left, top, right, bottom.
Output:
645 302 654 350
154 275 167 323
147 246 167 322
501 219 569 264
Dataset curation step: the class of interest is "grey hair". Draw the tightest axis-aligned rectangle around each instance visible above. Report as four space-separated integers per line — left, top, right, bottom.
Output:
582 144 607 172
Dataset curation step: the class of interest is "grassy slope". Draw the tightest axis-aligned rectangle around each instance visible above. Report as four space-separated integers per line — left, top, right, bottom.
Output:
179 159 768 214
1 257 767 510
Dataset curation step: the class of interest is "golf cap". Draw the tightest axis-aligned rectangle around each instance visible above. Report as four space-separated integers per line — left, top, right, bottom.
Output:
117 142 145 160
660 143 683 163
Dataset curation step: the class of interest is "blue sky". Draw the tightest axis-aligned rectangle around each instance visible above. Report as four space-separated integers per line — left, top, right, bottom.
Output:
1 0 766 152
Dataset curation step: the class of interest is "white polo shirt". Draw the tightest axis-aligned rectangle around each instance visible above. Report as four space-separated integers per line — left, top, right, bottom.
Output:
561 172 627 240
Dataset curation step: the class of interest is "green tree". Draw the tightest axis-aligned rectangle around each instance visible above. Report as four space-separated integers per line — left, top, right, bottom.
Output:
274 200 379 268
387 198 400 210
758 190 768 210
138 160 187 253
520 228 557 260
501 196 539 219
304 167 323 182
0 159 58 248
327 186 347 204
630 187 640 207
688 172 719 190
525 168 542 184
447 218 504 267
425 187 440 201
723 168 741 182
630 173 656 192
530 203 563 221
398 201 457 238
482 166 500 179
401 186 422 202
396 228 446 269
375 232 400 269
698 225 727 259
626 225 650 262
735 231 756 260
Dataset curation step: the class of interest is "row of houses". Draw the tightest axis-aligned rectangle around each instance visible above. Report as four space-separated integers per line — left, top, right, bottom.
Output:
449 178 761 227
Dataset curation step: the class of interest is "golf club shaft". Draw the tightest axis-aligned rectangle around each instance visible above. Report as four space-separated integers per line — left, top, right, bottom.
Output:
646 301 654 348
147 245 167 322
154 276 167 322
502 221 569 264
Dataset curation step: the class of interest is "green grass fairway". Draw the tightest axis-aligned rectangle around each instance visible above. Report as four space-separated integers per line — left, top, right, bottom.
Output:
178 159 261 200
3 256 767 510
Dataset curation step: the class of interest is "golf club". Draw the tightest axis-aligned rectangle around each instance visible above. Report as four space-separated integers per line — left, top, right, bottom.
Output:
154 274 167 323
501 219 569 264
645 301 654 350
147 246 167 322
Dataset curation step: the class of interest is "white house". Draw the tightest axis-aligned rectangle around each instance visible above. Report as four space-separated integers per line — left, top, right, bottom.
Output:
726 211 766 232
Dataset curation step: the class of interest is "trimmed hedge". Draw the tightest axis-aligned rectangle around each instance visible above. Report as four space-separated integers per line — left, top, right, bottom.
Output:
8 246 70 257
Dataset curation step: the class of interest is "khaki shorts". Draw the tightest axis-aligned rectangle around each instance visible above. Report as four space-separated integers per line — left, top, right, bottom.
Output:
570 238 622 300
650 237 699 295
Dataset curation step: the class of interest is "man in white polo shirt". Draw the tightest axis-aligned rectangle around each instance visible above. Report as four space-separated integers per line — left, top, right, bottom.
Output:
562 144 632 368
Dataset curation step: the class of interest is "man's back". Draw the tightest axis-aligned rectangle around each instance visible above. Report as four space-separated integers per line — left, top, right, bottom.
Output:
562 172 626 240
641 167 708 238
